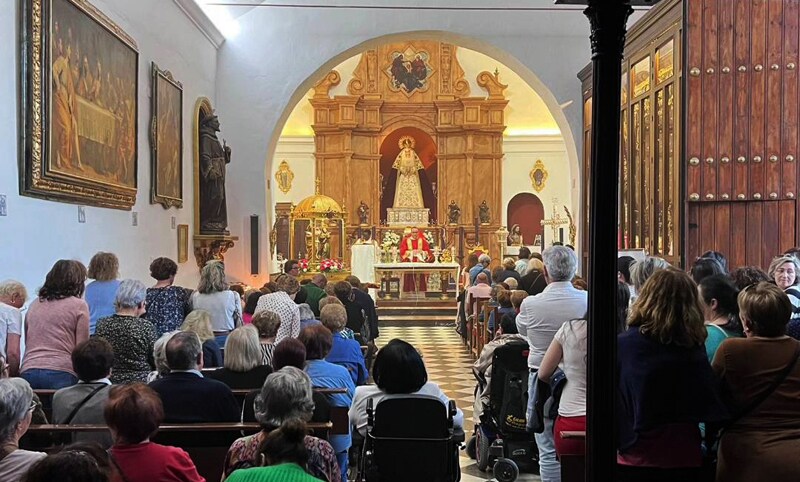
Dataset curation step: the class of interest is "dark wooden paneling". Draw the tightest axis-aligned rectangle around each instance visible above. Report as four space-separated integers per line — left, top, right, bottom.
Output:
730 203 748 267
763 200 780 266
765 0 784 198
780 200 797 251
733 0 752 200
687 0 704 200
718 0 735 199
700 201 716 255
784 1 799 216
714 203 731 256
746 202 764 265
686 205 700 263
750 0 768 199
702 0 719 201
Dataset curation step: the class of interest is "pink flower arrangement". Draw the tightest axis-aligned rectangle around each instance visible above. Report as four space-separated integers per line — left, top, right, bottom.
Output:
298 259 310 272
319 258 344 273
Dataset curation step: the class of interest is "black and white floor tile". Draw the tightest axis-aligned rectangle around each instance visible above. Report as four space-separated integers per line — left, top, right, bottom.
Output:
377 327 540 482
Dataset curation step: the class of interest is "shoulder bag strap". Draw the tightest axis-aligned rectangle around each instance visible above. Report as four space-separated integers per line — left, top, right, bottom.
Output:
63 384 107 425
732 343 800 423
107 449 133 482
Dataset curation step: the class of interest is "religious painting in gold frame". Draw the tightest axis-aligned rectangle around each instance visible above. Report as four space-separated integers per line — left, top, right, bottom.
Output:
631 56 651 98
529 159 548 193
150 62 183 208
20 0 138 210
177 224 189 263
655 39 675 83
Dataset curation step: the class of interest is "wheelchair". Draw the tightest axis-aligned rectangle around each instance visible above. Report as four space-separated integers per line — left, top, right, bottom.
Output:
355 395 464 482
468 340 538 482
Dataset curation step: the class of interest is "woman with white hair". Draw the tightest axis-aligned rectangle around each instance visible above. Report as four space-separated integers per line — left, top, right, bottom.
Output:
0 378 46 479
222 367 341 482
768 254 800 326
0 279 27 377
147 330 179 382
190 261 242 348
206 325 272 389
94 279 157 384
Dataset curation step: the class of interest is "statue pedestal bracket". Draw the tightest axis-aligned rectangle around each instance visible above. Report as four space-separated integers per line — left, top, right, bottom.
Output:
193 234 239 269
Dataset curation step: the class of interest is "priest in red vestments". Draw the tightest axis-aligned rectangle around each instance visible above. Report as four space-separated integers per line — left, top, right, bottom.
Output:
399 227 432 293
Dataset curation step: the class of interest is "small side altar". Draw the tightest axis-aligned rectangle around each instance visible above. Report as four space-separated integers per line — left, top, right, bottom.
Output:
374 262 461 301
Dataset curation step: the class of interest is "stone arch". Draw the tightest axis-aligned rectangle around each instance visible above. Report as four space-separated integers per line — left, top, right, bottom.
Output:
264 31 582 267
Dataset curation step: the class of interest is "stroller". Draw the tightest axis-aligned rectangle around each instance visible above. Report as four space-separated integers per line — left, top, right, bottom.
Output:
467 340 538 482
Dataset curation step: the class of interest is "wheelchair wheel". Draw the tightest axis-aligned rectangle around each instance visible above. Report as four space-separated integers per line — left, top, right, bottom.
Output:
466 435 477 459
493 457 519 482
475 427 491 471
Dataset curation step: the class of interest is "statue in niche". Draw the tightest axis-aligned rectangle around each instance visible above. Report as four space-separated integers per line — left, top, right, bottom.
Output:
447 200 461 225
198 113 231 234
479 200 491 225
304 224 314 259
507 224 523 246
358 201 370 225
317 224 332 260
392 136 425 209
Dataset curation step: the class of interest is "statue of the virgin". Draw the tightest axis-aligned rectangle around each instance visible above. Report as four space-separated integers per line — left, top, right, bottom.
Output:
392 136 425 209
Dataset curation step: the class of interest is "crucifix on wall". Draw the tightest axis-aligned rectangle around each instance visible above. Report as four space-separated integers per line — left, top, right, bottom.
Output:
540 198 569 244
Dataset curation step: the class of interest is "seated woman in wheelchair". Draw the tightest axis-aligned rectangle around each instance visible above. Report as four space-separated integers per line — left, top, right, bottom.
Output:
472 313 527 424
349 339 463 437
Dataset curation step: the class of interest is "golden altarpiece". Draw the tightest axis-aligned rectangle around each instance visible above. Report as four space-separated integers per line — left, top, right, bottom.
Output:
308 41 510 268
288 183 347 275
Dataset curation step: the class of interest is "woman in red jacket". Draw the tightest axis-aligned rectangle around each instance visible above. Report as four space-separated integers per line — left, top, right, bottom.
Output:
106 383 204 482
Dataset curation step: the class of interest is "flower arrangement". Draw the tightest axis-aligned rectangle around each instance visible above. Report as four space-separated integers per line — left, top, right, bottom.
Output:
319 258 344 273
298 259 310 273
423 230 436 247
381 231 401 250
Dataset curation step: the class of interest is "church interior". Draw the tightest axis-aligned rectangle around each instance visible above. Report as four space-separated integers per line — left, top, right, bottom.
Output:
3 0 800 481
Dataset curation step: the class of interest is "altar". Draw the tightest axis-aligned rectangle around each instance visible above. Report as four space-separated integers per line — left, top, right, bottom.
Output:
374 262 461 301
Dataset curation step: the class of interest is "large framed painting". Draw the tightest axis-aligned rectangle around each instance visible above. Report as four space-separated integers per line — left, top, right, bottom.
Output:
20 0 138 210
150 62 183 208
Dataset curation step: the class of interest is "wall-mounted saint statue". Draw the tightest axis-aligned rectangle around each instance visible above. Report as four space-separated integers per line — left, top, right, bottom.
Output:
358 201 370 225
478 200 491 225
198 113 231 234
447 200 461 225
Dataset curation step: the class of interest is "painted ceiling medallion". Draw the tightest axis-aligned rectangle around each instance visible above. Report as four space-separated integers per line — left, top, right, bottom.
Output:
384 46 435 96
530 159 548 193
274 160 295 194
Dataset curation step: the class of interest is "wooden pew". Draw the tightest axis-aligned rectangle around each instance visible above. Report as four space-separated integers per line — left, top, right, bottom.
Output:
34 387 348 423
559 430 586 482
26 422 333 482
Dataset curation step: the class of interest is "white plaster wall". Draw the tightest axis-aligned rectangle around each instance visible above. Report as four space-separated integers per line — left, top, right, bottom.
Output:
216 5 611 279
271 137 317 206
502 136 572 244
0 0 217 295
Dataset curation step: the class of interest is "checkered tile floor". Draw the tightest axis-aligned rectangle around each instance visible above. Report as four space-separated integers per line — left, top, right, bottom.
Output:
377 327 540 482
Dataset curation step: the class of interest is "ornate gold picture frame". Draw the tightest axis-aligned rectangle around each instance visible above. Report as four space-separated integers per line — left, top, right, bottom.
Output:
20 0 139 210
530 159 548 193
177 224 189 263
150 62 183 208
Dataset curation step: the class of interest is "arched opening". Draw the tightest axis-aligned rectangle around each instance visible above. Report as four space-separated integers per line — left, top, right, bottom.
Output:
262 31 582 275
379 127 438 223
507 193 544 246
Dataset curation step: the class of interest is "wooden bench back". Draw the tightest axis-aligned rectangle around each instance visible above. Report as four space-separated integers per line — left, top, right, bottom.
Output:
26 422 333 482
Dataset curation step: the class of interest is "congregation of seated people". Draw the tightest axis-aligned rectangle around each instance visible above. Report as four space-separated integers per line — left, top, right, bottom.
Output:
4 245 800 481
0 253 418 482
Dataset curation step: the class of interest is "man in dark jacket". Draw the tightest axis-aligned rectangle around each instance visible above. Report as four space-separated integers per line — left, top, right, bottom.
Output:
148 332 239 422
345 275 379 342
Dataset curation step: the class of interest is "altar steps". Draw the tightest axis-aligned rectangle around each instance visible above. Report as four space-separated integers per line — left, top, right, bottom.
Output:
377 302 458 327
